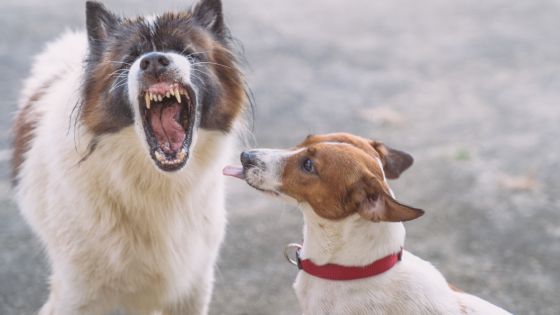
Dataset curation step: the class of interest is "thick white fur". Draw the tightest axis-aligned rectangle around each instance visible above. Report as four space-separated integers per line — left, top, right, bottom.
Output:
16 31 233 315
245 148 512 315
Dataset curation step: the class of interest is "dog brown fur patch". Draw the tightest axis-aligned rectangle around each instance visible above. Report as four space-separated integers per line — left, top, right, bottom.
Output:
11 76 61 185
300 133 380 157
449 283 464 292
82 60 132 135
280 136 387 220
279 133 422 221
199 43 246 131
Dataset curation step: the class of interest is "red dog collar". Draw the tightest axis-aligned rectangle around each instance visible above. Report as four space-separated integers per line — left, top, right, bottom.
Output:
296 247 403 281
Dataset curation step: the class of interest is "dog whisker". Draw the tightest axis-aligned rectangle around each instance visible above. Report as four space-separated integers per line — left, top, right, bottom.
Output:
108 60 133 66
192 61 233 70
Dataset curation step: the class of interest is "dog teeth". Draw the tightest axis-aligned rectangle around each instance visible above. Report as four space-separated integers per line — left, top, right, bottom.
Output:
155 151 164 162
174 89 181 103
145 93 151 109
177 149 186 160
154 149 187 165
144 84 189 109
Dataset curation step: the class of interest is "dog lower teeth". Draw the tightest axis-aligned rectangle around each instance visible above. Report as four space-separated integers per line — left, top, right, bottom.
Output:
155 151 164 161
154 149 187 165
177 149 186 160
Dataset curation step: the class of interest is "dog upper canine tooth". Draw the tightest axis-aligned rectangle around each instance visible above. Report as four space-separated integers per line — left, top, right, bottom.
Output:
175 89 181 103
145 93 151 109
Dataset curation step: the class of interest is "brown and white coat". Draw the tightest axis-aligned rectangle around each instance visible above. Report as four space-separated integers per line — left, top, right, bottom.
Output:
12 1 247 314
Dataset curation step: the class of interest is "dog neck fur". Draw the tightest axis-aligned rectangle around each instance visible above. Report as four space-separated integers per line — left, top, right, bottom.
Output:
299 204 405 266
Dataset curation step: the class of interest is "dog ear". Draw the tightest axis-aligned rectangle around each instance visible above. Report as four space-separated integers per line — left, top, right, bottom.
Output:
348 175 424 222
371 142 413 179
85 1 118 45
192 0 226 37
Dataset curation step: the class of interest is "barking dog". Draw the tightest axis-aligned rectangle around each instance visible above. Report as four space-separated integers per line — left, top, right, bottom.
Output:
224 133 512 315
11 0 246 314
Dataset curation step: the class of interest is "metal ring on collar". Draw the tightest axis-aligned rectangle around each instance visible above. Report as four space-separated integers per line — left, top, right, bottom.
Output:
283 243 302 267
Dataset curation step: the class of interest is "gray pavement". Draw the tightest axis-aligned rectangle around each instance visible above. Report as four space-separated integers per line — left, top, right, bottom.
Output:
1 0 559 314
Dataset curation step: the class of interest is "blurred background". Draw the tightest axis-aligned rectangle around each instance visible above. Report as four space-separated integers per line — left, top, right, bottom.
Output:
1 0 559 314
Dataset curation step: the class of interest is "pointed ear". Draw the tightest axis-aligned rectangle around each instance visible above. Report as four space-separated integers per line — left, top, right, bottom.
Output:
372 142 414 179
85 1 118 45
192 0 226 37
348 175 424 222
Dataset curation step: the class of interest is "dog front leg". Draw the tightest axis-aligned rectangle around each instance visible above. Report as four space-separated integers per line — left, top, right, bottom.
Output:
38 275 112 315
162 272 214 315
38 293 109 315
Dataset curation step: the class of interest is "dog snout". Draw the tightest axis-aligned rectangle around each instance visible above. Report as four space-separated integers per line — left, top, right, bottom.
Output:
139 52 171 77
240 150 259 167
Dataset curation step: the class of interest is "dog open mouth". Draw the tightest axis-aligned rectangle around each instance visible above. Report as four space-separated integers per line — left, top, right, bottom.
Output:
139 82 196 172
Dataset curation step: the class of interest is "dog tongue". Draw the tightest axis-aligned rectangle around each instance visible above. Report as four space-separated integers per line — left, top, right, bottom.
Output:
223 165 245 179
150 103 186 153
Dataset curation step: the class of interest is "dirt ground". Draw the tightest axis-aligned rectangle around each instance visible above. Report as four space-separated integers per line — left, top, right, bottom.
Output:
1 0 559 314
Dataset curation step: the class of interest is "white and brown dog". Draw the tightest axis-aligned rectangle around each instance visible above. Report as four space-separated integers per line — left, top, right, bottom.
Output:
11 0 247 314
224 133 511 315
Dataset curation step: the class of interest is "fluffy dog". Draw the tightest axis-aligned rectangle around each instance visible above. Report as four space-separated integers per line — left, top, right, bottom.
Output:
225 133 512 315
11 0 247 314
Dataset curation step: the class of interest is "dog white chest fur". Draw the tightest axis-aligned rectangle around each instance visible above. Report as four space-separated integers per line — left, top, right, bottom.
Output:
13 0 245 313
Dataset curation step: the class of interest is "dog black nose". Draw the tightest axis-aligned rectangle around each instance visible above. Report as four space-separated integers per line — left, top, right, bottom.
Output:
240 151 257 166
139 52 171 75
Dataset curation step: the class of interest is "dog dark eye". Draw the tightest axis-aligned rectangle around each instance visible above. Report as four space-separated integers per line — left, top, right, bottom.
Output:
187 53 204 63
302 158 315 173
128 46 142 59
188 55 201 63
181 48 204 62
